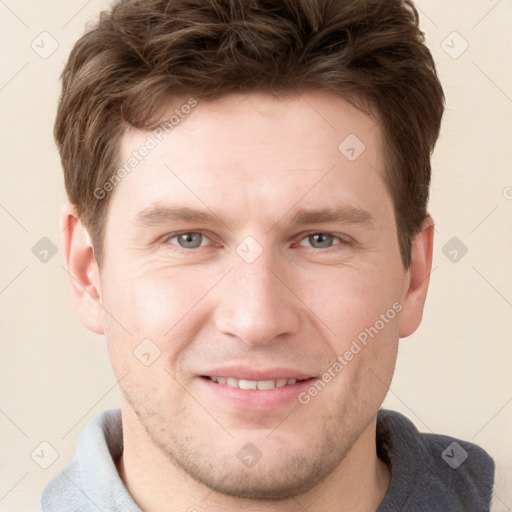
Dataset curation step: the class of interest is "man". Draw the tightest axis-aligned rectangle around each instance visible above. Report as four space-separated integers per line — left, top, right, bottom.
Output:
41 0 495 510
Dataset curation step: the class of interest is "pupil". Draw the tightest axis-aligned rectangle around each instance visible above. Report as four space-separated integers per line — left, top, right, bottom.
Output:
312 233 331 248
180 233 200 248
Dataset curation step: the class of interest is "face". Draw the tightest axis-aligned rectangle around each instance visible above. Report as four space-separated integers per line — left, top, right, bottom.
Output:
92 93 414 499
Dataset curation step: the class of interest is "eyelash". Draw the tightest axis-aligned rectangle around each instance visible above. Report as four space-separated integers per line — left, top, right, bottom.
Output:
297 232 351 250
163 231 352 252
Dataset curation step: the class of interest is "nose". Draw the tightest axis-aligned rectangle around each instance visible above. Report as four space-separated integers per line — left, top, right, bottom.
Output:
213 251 301 347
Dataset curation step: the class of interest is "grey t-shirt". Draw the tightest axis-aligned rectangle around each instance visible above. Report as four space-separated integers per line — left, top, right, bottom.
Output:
40 408 495 511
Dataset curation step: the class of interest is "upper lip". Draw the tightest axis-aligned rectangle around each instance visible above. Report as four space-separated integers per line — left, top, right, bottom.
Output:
200 366 314 381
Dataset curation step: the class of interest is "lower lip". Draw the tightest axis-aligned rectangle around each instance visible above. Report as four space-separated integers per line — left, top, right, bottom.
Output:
198 377 315 410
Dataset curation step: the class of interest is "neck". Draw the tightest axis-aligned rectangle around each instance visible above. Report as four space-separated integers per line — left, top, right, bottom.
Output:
116 407 390 512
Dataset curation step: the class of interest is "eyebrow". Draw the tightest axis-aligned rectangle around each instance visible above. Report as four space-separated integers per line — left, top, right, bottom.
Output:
135 206 218 227
134 204 376 229
288 207 376 227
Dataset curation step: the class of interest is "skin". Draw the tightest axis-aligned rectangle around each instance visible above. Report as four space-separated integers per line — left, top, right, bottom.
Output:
61 92 434 512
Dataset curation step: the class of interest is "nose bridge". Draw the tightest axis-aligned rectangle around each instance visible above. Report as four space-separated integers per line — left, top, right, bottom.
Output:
214 248 300 345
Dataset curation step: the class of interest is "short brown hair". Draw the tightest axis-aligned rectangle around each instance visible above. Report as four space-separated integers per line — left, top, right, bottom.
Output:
55 0 444 267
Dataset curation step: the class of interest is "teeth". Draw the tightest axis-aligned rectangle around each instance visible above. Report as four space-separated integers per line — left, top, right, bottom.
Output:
209 377 303 389
257 380 276 390
239 379 257 390
227 377 238 388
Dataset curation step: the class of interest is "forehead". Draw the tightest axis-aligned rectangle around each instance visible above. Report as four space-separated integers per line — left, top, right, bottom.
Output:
111 92 391 230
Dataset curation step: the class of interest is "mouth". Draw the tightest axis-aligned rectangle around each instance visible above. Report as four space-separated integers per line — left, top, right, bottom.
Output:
202 376 311 390
198 372 316 410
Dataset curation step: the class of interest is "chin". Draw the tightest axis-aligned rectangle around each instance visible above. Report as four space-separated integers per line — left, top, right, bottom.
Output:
170 452 338 501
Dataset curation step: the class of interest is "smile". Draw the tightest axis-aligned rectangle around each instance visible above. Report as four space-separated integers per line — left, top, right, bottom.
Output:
205 376 308 390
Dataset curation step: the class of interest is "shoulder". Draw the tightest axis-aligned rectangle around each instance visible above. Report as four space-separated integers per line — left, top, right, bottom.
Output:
40 459 83 512
377 409 495 512
40 409 132 512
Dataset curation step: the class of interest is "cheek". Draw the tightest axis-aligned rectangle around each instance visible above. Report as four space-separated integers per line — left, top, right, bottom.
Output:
302 262 402 404
100 266 220 380
103 266 212 336
302 263 403 344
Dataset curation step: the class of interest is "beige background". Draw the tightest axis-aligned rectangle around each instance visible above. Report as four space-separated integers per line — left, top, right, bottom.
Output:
1 0 511 510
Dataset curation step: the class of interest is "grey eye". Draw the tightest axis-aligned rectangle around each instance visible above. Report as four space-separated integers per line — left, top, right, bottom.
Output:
172 232 205 249
308 233 335 249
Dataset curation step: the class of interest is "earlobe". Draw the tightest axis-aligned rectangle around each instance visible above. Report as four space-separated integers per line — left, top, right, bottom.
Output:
60 203 104 335
398 217 435 338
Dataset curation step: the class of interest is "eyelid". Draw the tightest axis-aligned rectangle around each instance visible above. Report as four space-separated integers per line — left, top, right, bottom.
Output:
297 231 352 247
161 230 352 251
164 230 215 249
169 231 208 242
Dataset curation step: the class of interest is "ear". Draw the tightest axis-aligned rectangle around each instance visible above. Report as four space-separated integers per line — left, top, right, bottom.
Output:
60 203 104 335
398 217 434 338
